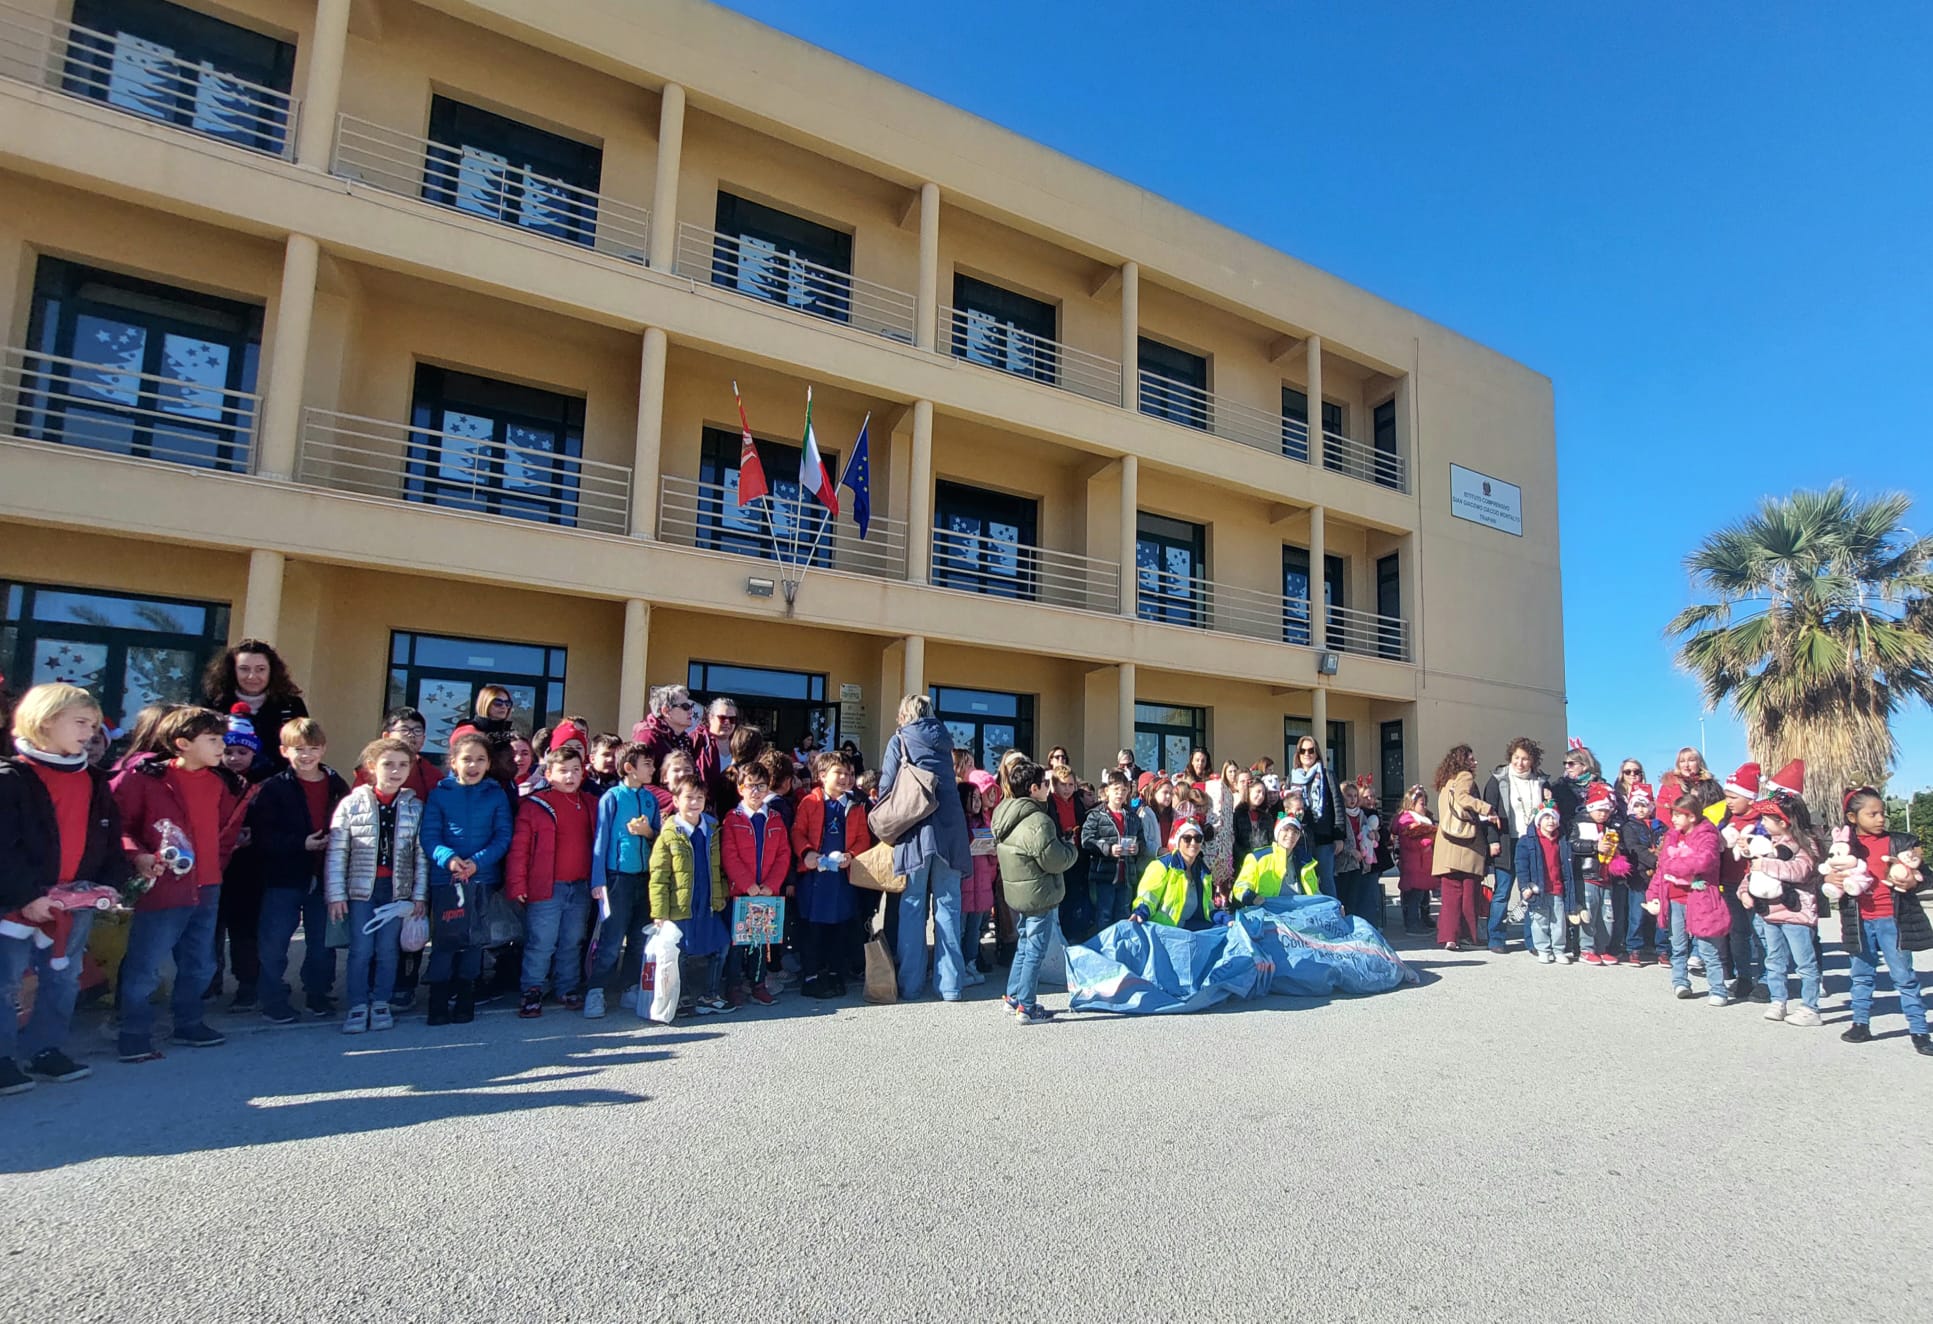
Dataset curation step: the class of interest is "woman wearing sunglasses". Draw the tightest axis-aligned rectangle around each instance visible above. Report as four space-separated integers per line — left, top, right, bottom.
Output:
1288 736 1343 898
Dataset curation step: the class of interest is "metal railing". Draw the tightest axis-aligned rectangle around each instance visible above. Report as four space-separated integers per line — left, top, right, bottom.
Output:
330 114 651 261
1137 568 1300 643
939 306 1123 405
1328 604 1412 662
1 345 258 471
658 474 908 581
1137 371 1285 453
1282 415 1312 463
676 222 917 344
928 527 1121 614
1322 428 1408 492
0 2 296 157
295 407 632 534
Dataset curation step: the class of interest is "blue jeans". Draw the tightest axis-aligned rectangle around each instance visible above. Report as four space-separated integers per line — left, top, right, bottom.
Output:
896 857 965 1001
119 888 220 1048
1094 878 1128 931
521 881 592 996
1583 881 1624 956
258 885 334 1012
0 908 95 1060
346 882 401 1009
1312 842 1337 899
1756 916 1819 1011
1668 900 1726 996
1624 885 1651 952
1849 915 1927 1034
1005 911 1053 1009
1526 891 1567 957
1487 864 1517 949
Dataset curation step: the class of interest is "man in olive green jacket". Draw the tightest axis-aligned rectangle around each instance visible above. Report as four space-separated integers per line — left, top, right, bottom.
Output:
992 760 1080 1023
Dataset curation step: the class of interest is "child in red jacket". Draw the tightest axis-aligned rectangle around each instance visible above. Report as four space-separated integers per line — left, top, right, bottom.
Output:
1647 794 1728 1004
722 762 789 1006
111 706 245 1061
790 753 873 999
507 745 595 1018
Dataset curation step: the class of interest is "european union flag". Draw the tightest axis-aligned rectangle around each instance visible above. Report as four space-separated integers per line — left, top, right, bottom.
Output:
839 417 872 539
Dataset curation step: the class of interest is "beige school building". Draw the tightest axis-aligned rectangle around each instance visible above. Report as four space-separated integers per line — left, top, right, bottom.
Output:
0 0 1564 789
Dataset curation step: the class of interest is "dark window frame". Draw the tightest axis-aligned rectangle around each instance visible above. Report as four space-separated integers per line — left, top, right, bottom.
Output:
690 661 834 754
696 426 838 568
1137 336 1208 430
1137 512 1207 629
712 192 854 324
950 274 1058 386
1376 552 1403 658
386 628 567 755
422 95 606 248
930 685 1036 772
932 479 1041 601
1379 719 1406 814
1282 545 1346 647
1285 716 1352 784
1373 398 1400 491
1135 700 1206 778
406 365 587 528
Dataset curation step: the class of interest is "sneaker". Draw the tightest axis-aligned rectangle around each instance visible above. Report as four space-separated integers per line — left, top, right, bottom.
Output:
1014 1002 1054 1025
172 1022 226 1048
562 992 585 1012
369 1004 394 1032
261 1002 298 1025
518 988 544 1019
619 987 639 1012
342 1005 370 1035
1729 978 1753 1002
750 983 776 1006
1785 1006 1822 1028
583 988 606 1019
229 984 257 1012
1913 1035 1933 1058
1537 952 1555 965
1688 957 1705 975
1841 1022 1872 1044
1001 994 1022 1012
117 1036 162 1063
702 995 736 1015
1623 952 1642 967
1707 993 1731 1008
693 997 717 1016
1488 944 1508 955
1657 952 1670 968
1582 953 1601 966
388 991 415 1012
1674 986 1697 1000
1558 952 1575 965
25 1048 91 1083
0 1060 34 1095
1764 1002 1787 1023
307 995 336 1019
1749 984 1772 1005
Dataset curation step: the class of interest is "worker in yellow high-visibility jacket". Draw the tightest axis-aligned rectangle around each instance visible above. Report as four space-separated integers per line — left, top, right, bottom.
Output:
1232 814 1320 907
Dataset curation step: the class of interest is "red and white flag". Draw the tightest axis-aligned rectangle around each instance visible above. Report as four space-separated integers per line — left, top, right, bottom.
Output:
732 381 768 508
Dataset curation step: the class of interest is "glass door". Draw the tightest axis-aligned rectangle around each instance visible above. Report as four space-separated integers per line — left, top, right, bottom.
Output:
1137 513 1206 628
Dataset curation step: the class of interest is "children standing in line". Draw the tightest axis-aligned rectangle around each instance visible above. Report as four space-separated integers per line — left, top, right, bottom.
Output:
1514 804 1572 963
419 730 514 1027
650 774 733 1016
721 762 787 1006
586 742 660 1018
111 706 245 1062
251 718 348 1023
1394 786 1436 934
1649 794 1729 1004
1 684 128 1091
324 738 429 1034
1571 782 1622 965
1827 787 1930 1055
1735 800 1822 1028
790 752 872 999
507 744 597 1018
1618 784 1666 965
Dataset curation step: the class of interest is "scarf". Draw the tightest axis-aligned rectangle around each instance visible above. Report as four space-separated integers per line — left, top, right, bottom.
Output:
1291 763 1327 820
12 737 88 771
1503 769 1543 837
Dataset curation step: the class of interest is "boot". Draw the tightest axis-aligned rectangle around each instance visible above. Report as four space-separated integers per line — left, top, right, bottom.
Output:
425 981 454 1027
451 980 476 1024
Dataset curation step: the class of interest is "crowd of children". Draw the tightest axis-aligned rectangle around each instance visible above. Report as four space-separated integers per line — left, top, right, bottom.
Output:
4 652 1929 1090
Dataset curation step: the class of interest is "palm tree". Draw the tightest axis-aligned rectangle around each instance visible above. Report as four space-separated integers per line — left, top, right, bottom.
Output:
1666 484 1933 827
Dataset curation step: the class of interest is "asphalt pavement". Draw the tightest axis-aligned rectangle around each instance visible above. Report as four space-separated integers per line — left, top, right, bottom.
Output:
4 903 1929 1322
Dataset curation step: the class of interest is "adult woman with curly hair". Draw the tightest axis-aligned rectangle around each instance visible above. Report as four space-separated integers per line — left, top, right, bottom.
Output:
201 638 308 778
1430 743 1499 952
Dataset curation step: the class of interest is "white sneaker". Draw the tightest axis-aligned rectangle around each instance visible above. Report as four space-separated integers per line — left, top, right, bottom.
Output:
619 986 639 1012
1763 1002 1787 1023
1538 952 1555 964
368 1004 394 1032
342 1004 369 1035
1786 1006 1822 1027
1558 952 1575 964
584 988 606 1018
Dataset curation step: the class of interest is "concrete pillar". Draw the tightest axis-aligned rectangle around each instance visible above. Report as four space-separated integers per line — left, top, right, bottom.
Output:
241 549 286 643
646 83 686 271
1304 334 1323 462
1117 661 1136 755
1117 455 1138 616
1119 261 1140 410
1311 685 1328 748
618 598 651 731
902 634 926 698
907 400 934 582
915 182 940 350
1308 503 1327 650
631 326 668 537
293 0 351 169
255 233 320 480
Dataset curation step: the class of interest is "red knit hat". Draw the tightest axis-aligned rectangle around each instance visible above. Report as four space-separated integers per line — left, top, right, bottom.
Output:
551 719 588 752
1724 762 1761 799
1767 760 1805 798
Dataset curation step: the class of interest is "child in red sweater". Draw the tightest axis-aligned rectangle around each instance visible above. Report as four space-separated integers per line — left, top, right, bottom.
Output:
721 762 789 1006
507 745 596 1017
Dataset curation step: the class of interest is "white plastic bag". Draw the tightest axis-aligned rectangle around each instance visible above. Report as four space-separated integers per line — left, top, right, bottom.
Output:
644 920 682 1024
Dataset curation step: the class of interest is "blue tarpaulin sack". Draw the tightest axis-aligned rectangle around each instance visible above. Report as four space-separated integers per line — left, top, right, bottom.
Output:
1240 896 1415 997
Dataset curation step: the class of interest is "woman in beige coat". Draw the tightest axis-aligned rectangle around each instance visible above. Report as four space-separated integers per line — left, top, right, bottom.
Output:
1431 744 1498 951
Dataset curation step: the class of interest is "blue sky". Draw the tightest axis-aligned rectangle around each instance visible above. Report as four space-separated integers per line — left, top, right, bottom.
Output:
719 0 1933 788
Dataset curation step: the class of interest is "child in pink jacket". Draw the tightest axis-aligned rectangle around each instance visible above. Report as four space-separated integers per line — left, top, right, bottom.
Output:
1646 796 1728 1004
1394 786 1436 933
959 782 995 983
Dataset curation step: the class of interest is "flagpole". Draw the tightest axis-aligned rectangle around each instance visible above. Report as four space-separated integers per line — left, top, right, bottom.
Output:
795 409 868 572
786 385 813 573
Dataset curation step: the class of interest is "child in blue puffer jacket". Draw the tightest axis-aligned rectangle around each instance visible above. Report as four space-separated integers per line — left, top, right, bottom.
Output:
419 730 514 1026
587 742 661 1016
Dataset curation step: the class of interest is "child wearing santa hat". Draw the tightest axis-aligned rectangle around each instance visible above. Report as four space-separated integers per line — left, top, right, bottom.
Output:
1716 763 1768 1002
1618 783 1668 964
1568 781 1624 964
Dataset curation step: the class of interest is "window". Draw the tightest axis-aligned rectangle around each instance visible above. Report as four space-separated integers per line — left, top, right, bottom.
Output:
689 661 833 756
1135 702 1205 778
1282 545 1345 647
1283 387 1344 462
1380 720 1406 813
65 0 294 155
18 257 262 471
1136 513 1206 628
932 481 1039 600
1376 553 1403 659
931 686 1035 773
950 275 1057 385
1137 337 1207 429
712 192 853 324
407 366 586 527
3 580 230 727
1373 399 1400 489
696 427 837 567
1285 716 1351 783
388 630 566 755
422 96 606 249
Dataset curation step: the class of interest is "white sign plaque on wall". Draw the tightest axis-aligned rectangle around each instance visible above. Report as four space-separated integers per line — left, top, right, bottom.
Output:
1449 464 1523 537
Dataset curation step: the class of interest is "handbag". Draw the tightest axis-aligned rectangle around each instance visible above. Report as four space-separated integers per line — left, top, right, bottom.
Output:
863 935 898 1004
847 841 907 894
323 913 350 949
480 888 525 946
868 735 939 846
1437 787 1478 842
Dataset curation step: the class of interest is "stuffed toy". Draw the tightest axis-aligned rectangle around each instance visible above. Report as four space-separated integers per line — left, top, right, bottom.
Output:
1744 832 1784 901
1884 843 1924 892
1818 827 1872 900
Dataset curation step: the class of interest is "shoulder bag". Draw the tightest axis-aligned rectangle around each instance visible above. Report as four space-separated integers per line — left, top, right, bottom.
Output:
868 734 939 846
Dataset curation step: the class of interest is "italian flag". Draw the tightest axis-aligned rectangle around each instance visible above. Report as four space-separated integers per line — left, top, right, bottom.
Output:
798 386 839 516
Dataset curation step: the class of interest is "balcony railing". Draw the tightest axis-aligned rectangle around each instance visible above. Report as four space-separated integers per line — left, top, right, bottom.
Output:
1137 371 1287 454
677 222 917 345
1322 429 1407 492
939 306 1123 405
295 408 632 534
1 345 258 472
330 115 651 262
0 2 296 157
928 527 1121 614
1328 604 1412 662
1137 568 1299 644
658 474 908 581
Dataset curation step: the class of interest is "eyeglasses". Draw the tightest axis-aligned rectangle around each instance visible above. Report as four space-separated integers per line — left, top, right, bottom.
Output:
715 715 738 725
1621 766 1641 776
